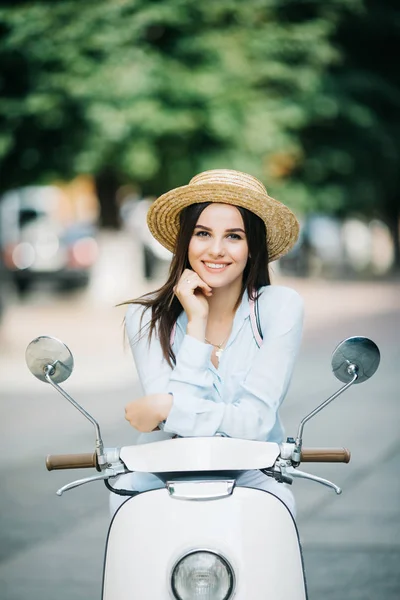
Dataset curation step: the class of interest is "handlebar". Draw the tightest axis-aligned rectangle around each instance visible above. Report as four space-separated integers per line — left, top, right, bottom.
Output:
45 444 351 497
45 446 351 473
300 447 351 463
46 453 99 471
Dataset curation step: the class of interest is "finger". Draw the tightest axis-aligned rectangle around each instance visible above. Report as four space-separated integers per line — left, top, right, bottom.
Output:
180 271 212 293
178 270 196 287
190 274 212 294
193 273 212 293
124 404 135 423
180 268 195 279
175 277 196 295
194 279 213 295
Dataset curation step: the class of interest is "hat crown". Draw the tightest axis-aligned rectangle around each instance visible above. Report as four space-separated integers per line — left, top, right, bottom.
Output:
189 169 268 196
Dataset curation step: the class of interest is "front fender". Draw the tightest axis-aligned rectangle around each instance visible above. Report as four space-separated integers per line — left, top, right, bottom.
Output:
103 486 306 600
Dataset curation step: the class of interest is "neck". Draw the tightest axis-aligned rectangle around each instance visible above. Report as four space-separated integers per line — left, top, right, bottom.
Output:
206 280 244 321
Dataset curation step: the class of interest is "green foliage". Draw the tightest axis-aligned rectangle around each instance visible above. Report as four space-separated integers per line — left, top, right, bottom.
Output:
0 0 346 195
1 0 398 260
290 0 400 230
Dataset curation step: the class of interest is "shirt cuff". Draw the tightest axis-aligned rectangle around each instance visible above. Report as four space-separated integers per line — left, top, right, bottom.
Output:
163 393 196 434
163 392 225 437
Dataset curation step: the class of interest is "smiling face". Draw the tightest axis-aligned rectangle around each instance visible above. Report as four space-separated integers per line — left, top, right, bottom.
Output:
188 203 249 290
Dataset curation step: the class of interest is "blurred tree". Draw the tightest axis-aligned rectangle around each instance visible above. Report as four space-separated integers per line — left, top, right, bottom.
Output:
0 0 349 227
286 0 400 267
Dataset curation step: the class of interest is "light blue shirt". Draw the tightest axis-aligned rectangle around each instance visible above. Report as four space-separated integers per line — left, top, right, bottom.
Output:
126 285 304 443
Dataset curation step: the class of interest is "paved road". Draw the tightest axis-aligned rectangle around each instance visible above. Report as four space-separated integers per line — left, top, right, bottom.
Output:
0 231 399 599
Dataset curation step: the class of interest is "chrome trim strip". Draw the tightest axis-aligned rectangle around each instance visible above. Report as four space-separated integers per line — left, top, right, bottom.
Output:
166 479 235 501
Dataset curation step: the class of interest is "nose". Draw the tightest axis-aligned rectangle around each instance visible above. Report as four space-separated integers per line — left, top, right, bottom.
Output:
208 236 226 257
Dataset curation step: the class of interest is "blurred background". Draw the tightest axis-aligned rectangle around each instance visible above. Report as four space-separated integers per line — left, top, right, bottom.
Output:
0 1 399 599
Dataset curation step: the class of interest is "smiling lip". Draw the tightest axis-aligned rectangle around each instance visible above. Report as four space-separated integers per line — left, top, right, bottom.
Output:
202 261 230 272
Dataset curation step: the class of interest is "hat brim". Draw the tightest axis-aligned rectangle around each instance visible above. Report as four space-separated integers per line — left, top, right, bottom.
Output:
147 182 299 262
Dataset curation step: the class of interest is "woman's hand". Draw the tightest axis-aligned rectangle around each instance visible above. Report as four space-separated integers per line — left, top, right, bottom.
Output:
173 269 212 322
125 393 173 433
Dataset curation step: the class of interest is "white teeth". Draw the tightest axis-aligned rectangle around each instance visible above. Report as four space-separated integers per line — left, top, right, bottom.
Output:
204 262 227 269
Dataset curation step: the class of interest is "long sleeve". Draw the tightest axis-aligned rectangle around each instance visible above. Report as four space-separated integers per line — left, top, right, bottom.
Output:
125 304 222 433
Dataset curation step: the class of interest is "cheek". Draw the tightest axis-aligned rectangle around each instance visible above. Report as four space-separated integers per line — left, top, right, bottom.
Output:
233 244 249 265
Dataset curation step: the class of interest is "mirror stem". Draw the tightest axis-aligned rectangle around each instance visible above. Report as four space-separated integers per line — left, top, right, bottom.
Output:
292 365 358 464
44 364 107 468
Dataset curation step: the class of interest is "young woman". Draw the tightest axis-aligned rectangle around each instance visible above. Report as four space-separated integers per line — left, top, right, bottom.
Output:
111 169 303 516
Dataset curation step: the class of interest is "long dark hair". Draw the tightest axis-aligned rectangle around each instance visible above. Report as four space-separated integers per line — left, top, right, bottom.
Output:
124 202 271 366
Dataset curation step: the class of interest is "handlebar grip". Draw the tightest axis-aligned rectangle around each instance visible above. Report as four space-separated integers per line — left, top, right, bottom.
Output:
300 448 351 463
46 453 98 471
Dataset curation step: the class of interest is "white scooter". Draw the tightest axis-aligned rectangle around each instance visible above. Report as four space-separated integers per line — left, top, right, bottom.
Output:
25 335 380 600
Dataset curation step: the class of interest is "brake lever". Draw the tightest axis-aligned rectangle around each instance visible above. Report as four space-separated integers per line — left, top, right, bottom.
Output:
282 465 342 494
263 461 342 494
56 464 127 496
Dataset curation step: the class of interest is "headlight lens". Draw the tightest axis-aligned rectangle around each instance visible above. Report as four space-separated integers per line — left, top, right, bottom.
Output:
171 550 234 600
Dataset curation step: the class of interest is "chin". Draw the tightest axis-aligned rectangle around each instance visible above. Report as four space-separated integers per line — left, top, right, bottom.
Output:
205 275 242 290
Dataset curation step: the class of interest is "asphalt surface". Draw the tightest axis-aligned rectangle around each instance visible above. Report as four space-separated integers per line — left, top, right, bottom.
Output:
0 231 399 599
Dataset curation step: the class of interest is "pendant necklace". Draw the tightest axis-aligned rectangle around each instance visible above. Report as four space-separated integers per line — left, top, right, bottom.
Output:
205 333 230 360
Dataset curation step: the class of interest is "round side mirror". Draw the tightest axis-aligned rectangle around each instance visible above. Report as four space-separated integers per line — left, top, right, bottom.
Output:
25 336 74 384
331 336 380 384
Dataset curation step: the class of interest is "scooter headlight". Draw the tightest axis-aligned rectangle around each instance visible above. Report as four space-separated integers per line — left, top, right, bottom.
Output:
171 550 234 600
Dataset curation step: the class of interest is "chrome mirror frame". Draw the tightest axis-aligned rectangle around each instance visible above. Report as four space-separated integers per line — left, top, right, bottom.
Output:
25 336 107 468
26 335 74 384
331 336 380 384
292 336 380 464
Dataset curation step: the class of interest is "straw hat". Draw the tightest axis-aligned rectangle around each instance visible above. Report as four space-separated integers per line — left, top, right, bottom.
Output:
147 169 299 262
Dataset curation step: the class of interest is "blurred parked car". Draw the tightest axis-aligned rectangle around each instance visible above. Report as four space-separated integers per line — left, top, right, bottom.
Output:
121 197 172 280
279 214 344 277
0 186 99 294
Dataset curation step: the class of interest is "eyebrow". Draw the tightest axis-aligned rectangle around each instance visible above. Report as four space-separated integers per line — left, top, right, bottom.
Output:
194 225 246 234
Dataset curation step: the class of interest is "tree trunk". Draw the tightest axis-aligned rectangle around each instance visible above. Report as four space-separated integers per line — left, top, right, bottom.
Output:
94 170 120 229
